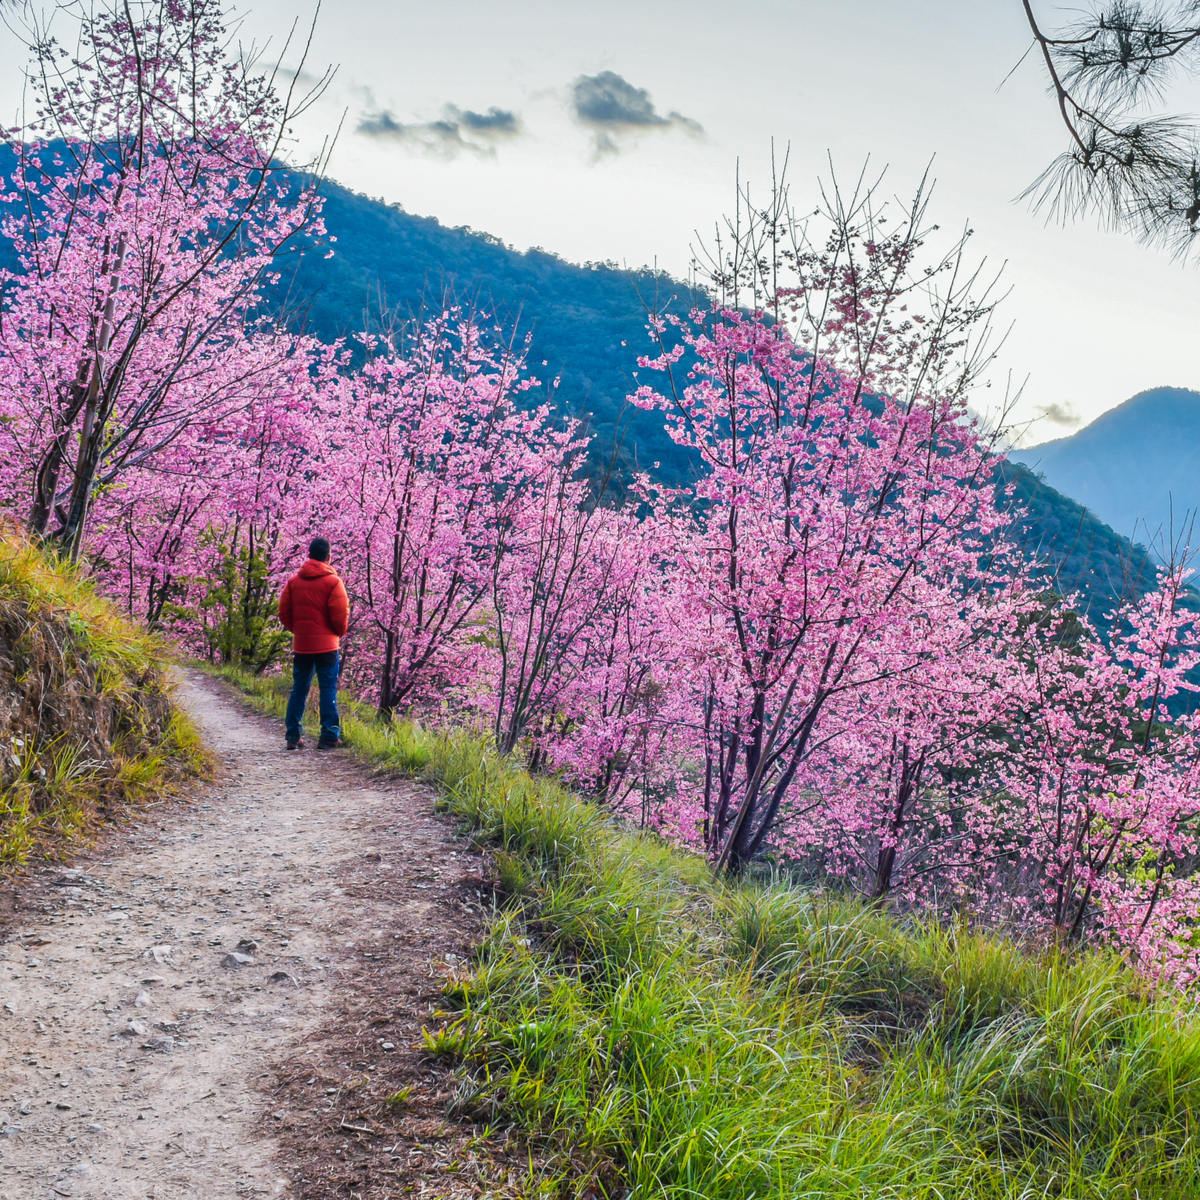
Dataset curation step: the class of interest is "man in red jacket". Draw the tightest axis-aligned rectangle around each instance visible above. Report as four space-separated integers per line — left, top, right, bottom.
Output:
278 536 350 750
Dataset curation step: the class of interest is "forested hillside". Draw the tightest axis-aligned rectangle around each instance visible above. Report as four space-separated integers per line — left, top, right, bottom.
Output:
282 181 1158 619
997 462 1157 621
0 149 1160 619
278 179 701 484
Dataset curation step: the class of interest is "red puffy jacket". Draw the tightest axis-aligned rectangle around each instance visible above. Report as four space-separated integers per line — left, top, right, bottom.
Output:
278 560 350 654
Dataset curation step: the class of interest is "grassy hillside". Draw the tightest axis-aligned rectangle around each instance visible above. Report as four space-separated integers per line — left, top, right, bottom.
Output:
220 665 1200 1200
0 532 204 864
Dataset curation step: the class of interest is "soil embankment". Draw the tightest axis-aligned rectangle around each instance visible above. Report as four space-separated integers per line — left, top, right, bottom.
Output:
0 670 496 1199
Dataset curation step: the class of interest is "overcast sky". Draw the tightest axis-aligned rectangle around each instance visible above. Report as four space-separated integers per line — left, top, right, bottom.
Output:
4 0 1199 443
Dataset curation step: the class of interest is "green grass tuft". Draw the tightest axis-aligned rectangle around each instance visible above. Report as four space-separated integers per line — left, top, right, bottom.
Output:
0 532 208 865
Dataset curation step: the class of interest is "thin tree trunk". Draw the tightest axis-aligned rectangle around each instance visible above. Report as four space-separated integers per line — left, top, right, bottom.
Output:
58 233 128 560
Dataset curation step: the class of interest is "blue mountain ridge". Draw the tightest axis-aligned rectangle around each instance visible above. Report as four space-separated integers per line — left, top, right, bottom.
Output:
1012 387 1200 554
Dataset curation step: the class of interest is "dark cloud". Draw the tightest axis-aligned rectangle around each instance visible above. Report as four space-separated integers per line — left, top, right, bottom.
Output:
356 104 521 158
456 107 519 134
1034 400 1081 428
570 71 702 156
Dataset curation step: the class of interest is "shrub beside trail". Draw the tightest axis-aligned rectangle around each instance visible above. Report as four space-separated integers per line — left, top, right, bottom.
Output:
0 533 204 864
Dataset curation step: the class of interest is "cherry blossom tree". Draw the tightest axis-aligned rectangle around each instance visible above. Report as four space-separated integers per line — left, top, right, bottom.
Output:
523 508 687 824
311 313 577 716
786 589 1032 906
0 0 331 556
1008 565 1200 956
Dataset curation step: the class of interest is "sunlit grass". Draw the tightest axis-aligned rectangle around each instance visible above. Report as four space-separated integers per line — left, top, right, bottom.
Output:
0 531 207 864
213 661 1200 1199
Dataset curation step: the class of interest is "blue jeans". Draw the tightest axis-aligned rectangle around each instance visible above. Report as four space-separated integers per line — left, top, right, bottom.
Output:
285 651 340 744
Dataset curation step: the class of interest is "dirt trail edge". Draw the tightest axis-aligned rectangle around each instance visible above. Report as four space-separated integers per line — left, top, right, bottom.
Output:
0 670 501 1200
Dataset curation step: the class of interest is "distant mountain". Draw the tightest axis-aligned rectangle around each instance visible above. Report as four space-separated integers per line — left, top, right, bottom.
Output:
1012 387 1200 553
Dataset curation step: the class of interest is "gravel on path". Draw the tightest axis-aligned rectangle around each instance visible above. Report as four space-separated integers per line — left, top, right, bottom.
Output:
0 670 496 1200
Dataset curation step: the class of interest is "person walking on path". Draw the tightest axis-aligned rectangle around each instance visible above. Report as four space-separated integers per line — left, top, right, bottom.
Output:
278 536 350 750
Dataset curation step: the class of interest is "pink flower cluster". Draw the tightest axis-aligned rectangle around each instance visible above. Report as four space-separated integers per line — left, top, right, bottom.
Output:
5 0 1200 988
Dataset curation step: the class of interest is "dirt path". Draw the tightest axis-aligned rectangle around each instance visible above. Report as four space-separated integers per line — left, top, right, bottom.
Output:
0 671 499 1200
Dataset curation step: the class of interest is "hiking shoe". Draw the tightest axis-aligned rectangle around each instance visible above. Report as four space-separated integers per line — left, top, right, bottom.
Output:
316 737 345 750
286 738 305 751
